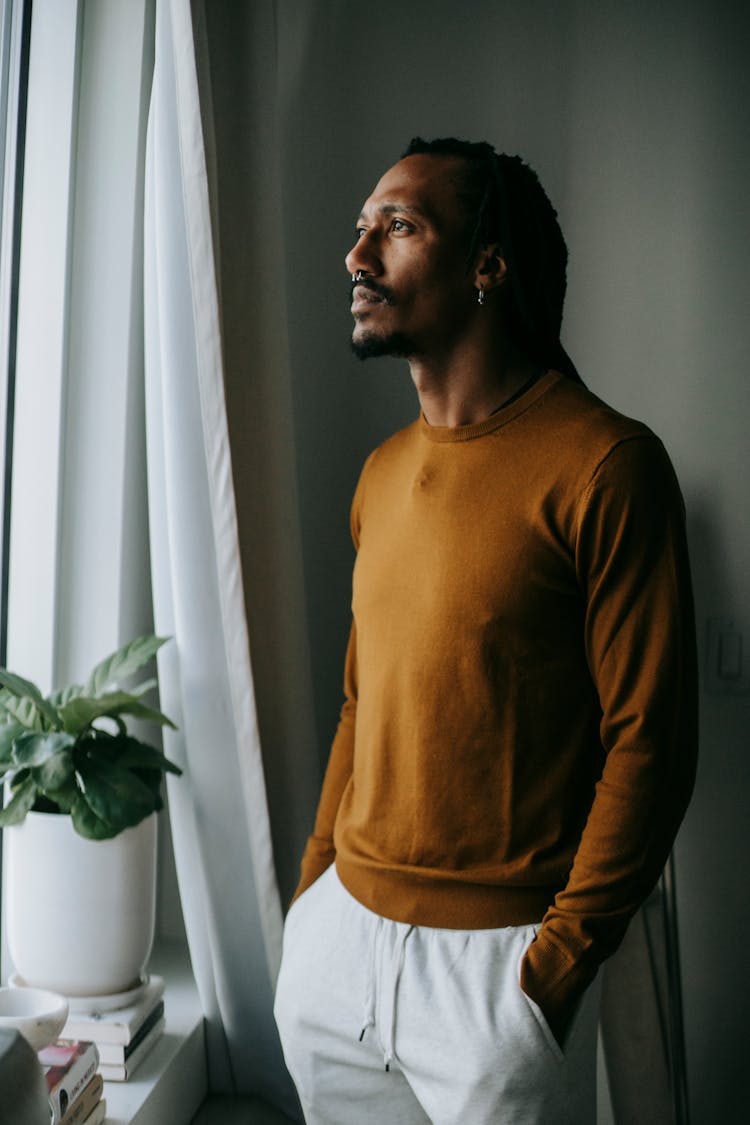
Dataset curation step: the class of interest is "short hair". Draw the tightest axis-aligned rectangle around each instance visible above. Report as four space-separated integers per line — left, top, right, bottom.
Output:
401 137 582 383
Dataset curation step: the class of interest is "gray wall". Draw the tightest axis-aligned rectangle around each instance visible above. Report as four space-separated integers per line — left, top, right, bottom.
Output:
277 1 749 1119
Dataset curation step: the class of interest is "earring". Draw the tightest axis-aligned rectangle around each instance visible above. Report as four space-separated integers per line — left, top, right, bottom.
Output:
477 287 485 306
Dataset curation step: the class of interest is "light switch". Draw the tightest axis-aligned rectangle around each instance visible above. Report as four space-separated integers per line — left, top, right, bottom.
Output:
706 618 750 695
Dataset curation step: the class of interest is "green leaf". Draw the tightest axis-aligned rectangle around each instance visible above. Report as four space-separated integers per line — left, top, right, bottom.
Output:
129 678 158 698
43 778 79 813
56 695 104 734
12 731 75 768
0 668 43 700
0 719 23 763
0 691 46 731
48 684 85 707
32 744 76 791
85 635 169 697
134 769 165 812
0 775 37 826
0 669 59 726
111 737 182 776
78 759 156 830
58 692 177 734
70 794 119 840
110 698 177 729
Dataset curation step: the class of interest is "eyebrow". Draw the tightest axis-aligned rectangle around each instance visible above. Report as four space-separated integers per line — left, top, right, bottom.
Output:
355 202 429 225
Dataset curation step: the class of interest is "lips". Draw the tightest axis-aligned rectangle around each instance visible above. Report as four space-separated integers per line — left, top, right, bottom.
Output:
350 279 394 316
351 285 387 315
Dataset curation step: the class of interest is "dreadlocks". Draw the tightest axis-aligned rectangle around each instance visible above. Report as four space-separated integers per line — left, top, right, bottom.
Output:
401 137 582 384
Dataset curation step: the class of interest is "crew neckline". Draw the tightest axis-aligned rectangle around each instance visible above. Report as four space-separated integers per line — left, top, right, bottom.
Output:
419 369 561 443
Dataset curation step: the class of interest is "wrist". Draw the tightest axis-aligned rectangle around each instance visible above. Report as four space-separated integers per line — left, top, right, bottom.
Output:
520 930 591 1048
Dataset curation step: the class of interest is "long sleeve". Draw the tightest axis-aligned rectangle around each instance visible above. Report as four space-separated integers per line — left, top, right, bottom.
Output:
291 623 358 905
291 375 698 1013
290 465 372 907
521 436 698 1033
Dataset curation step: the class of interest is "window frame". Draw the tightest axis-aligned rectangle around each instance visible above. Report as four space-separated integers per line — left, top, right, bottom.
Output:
0 0 31 667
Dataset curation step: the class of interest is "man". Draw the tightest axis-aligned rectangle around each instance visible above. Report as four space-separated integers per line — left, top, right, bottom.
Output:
274 137 698 1124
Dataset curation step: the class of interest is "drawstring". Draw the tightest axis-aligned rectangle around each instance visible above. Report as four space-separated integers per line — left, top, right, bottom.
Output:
359 916 382 1043
359 917 414 1071
383 924 413 1071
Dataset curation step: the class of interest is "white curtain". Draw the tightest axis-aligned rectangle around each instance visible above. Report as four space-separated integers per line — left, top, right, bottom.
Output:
143 0 300 1114
599 875 686 1124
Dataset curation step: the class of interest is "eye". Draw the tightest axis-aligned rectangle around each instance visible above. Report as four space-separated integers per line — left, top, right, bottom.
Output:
391 218 410 233
355 226 367 239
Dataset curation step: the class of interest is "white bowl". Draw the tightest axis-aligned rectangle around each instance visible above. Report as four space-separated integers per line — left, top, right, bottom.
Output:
10 970 148 1013
0 986 69 1052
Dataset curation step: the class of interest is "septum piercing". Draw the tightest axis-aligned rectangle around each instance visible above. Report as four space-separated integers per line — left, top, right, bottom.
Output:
352 270 365 283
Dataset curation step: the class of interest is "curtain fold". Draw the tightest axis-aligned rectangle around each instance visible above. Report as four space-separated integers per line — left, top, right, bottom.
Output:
600 884 679 1124
143 0 299 1114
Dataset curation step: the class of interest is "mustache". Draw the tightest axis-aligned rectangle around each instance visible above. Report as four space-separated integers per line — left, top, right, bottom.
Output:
349 276 396 304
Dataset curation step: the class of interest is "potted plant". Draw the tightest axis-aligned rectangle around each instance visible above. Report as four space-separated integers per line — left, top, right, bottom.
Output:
0 634 181 998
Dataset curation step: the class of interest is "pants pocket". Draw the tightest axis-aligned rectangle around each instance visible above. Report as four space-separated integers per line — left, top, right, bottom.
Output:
282 866 331 941
274 874 326 1034
515 936 566 1066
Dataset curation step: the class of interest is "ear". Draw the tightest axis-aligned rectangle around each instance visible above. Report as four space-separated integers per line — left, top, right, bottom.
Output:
473 243 508 292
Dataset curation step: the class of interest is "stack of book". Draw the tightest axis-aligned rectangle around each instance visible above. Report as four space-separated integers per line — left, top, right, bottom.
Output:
59 975 166 1083
39 1040 104 1125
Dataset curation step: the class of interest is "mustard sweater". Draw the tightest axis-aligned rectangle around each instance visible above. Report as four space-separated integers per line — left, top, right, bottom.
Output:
295 370 698 1028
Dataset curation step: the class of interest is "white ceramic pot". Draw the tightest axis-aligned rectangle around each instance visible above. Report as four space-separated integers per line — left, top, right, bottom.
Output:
5 811 157 997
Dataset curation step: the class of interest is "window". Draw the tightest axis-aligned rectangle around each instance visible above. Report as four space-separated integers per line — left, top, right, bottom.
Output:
0 0 30 912
0 0 30 665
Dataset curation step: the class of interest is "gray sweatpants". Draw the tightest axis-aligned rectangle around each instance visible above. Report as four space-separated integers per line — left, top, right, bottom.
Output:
274 866 600 1124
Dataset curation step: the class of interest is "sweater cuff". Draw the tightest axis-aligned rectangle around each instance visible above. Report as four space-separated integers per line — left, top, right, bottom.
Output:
520 928 595 1047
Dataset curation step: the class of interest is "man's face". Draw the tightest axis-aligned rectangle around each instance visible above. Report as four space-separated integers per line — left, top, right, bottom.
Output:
345 154 476 360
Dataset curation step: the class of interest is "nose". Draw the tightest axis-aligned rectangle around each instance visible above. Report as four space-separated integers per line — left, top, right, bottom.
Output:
345 230 382 277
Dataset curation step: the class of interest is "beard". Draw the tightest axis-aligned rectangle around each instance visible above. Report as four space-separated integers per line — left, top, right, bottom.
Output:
350 330 417 360
348 277 417 360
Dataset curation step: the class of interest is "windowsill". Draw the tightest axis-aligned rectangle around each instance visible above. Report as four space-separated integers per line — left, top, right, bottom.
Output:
102 940 206 1125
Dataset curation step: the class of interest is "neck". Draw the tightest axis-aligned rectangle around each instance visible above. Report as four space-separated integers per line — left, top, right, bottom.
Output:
410 338 541 428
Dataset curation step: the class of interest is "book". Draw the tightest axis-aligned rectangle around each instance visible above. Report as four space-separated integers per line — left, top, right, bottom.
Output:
39 1040 100 1124
99 1014 165 1081
96 998 164 1064
79 1101 106 1125
59 975 165 1046
58 1075 104 1125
